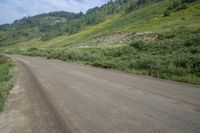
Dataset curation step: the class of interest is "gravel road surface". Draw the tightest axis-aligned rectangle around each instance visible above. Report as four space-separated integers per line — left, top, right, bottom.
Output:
0 55 200 133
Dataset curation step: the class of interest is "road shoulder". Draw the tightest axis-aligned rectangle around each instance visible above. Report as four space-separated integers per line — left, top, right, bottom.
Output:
0 61 66 133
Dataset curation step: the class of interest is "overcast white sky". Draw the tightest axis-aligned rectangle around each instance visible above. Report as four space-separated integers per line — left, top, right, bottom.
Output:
0 0 109 25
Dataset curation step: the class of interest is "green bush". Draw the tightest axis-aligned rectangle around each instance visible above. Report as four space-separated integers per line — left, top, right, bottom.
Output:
0 55 8 64
129 41 148 51
189 47 200 54
174 57 190 68
103 46 133 57
176 3 187 11
191 59 200 76
183 35 200 46
163 10 170 16
134 58 156 70
82 54 98 62
27 47 39 52
181 0 197 3
92 60 117 69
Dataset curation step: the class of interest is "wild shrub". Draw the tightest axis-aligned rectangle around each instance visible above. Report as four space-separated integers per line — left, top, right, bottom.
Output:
174 57 190 68
60 50 81 61
183 35 200 46
27 47 39 52
134 57 156 70
92 60 117 69
169 0 182 10
82 54 98 62
163 9 171 16
181 0 197 3
191 59 200 76
129 41 148 51
103 46 133 57
189 47 200 54
176 3 187 10
0 55 8 64
165 0 197 17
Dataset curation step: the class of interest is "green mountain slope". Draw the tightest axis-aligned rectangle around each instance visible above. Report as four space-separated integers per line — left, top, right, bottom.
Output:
0 11 84 46
0 0 163 47
1 0 200 84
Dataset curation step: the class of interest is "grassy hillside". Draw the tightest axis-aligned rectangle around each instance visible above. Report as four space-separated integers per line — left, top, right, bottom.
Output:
0 11 84 47
1 0 200 84
0 0 164 48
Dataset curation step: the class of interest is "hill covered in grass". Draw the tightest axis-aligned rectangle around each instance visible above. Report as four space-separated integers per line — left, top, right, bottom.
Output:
0 0 159 46
1 0 200 84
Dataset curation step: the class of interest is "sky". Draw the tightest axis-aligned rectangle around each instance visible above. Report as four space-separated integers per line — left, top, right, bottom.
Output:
0 0 109 25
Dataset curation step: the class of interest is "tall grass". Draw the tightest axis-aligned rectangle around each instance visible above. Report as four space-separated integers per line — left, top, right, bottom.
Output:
0 55 15 111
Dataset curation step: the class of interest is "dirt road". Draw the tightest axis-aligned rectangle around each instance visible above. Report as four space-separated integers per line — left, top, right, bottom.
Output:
0 55 200 133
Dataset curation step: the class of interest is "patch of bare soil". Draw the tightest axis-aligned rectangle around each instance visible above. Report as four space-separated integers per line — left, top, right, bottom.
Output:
77 32 159 48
